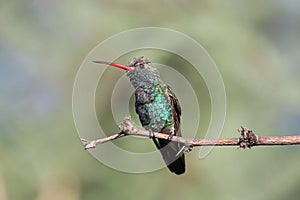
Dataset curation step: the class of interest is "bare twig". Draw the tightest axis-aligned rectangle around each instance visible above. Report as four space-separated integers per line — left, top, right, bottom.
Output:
81 116 300 150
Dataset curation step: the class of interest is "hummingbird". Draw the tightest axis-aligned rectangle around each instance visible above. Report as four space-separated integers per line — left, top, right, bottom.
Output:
94 56 185 175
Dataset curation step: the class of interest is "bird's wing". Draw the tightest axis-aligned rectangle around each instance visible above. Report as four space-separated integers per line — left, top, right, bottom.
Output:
160 85 185 174
166 85 182 135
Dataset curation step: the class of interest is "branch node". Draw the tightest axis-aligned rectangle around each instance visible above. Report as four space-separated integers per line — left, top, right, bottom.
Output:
119 116 138 134
79 117 300 150
185 144 194 153
238 126 258 148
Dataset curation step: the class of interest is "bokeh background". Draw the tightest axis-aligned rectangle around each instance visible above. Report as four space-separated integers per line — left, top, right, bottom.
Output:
1 1 300 200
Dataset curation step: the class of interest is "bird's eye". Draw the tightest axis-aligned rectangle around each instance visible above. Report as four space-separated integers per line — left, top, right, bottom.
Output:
139 64 144 68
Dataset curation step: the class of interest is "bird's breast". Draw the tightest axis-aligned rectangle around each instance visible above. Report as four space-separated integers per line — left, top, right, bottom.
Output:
135 86 173 132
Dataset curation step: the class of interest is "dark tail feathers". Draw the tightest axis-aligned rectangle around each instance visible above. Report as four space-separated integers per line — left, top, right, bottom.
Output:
157 139 185 175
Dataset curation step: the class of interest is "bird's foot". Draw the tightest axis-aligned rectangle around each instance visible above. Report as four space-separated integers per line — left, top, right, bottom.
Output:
148 130 154 139
149 130 161 149
167 133 174 141
167 127 176 141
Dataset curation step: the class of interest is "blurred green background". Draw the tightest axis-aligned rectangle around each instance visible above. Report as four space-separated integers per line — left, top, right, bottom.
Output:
1 0 300 200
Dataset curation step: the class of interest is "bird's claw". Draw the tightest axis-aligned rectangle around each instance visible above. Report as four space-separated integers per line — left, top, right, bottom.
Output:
148 130 154 139
149 130 161 149
167 127 176 140
167 133 175 141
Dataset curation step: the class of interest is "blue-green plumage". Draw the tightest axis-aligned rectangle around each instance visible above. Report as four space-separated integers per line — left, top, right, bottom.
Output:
94 57 185 175
134 85 173 131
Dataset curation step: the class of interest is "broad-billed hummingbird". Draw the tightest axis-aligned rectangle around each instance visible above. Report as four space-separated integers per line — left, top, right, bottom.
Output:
94 57 185 175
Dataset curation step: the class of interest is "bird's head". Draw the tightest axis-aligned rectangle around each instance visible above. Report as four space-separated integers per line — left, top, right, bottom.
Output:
93 56 161 88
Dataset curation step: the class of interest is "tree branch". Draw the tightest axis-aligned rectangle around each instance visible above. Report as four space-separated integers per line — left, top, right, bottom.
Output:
81 116 300 150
